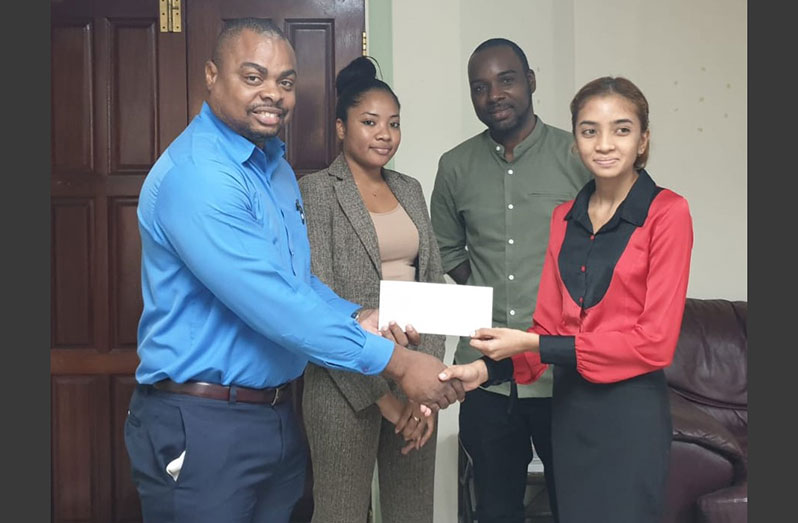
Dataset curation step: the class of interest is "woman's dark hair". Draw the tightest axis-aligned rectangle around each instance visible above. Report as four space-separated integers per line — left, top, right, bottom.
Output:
570 76 650 169
335 56 400 122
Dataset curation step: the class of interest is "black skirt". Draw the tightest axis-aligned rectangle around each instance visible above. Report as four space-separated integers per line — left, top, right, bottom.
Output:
551 366 671 523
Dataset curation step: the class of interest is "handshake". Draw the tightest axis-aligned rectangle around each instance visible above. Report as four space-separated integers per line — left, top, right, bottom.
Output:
359 308 502 414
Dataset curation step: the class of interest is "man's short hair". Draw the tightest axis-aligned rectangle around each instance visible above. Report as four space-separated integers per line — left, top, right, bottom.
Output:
471 38 531 72
212 18 288 67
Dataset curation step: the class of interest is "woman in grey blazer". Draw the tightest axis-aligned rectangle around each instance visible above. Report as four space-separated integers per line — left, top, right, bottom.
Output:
298 57 446 523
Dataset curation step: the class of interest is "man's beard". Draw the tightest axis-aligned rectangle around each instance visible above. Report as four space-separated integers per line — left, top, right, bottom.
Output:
488 102 532 135
242 125 280 144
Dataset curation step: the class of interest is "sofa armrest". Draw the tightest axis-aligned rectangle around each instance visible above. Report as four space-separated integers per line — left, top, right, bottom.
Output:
670 391 747 481
697 483 748 523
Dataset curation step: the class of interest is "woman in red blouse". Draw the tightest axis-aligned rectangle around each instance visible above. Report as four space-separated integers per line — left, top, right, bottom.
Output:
441 77 693 523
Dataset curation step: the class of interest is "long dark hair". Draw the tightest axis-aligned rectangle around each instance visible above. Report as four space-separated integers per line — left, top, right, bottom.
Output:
335 56 400 122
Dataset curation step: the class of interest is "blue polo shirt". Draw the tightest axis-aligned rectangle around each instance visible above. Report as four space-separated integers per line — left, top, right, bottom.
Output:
135 102 394 388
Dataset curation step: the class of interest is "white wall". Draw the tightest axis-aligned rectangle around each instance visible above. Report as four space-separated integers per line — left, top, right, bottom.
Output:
570 0 747 301
386 1 747 521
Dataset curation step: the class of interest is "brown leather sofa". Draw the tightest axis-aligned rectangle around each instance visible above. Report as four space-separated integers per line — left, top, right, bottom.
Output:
663 298 748 523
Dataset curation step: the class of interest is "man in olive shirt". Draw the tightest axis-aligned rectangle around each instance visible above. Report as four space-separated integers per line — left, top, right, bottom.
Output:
431 38 591 523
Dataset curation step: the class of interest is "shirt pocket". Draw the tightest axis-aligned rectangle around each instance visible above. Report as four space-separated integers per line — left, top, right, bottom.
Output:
250 190 282 244
524 191 573 203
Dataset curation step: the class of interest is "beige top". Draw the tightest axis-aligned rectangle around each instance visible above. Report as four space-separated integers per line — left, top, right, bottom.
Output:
370 203 419 282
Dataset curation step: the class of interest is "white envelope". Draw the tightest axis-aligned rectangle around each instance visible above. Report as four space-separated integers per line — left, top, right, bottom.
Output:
378 280 493 337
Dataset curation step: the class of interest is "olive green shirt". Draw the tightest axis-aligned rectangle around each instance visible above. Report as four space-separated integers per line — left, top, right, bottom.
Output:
431 117 592 397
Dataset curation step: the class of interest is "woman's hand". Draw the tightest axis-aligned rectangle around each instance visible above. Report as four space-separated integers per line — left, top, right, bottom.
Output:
403 414 435 455
438 360 488 392
469 327 539 360
376 392 404 424
378 395 434 455
394 400 435 455
356 308 380 335
380 321 421 347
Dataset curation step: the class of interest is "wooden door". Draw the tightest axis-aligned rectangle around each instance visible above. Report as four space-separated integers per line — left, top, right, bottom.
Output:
51 1 187 521
50 1 365 521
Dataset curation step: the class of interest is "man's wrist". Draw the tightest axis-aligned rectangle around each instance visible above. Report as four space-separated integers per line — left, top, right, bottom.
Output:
382 344 409 382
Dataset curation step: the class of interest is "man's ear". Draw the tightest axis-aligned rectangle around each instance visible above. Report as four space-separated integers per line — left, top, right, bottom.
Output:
527 69 536 95
205 60 218 91
335 118 346 141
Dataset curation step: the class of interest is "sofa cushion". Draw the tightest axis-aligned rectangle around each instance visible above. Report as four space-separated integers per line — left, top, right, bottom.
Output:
670 392 746 482
665 299 747 455
666 299 747 407
665 440 735 523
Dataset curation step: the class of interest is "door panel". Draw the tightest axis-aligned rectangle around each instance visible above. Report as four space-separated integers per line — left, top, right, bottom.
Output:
51 1 365 521
51 1 186 522
51 22 94 173
287 21 337 172
51 198 95 347
108 198 143 348
51 376 112 523
109 21 159 172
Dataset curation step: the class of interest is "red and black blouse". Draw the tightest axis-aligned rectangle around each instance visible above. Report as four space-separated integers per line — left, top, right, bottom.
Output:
508 169 694 385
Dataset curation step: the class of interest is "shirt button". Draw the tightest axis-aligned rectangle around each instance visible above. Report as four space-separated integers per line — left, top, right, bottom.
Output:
590 235 595 240
510 310 516 316
581 265 586 272
507 169 514 175
496 146 501 152
508 204 514 210
579 297 584 303
508 239 514 245
508 274 515 280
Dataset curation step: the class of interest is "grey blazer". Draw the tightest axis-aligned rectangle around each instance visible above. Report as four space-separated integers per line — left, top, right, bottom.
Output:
298 153 447 412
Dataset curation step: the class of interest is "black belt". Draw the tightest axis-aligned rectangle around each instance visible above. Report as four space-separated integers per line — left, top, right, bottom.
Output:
152 379 290 406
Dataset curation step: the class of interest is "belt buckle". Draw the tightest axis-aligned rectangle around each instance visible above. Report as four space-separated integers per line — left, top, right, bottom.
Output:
270 386 281 406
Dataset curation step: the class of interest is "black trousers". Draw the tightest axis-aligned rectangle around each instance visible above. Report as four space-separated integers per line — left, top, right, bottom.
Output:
124 385 307 523
459 387 557 523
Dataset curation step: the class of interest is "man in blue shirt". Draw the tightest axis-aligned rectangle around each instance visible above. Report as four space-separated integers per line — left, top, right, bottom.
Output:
124 18 463 523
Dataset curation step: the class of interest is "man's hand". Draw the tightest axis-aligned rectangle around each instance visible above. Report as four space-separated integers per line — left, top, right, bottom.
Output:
382 346 466 411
